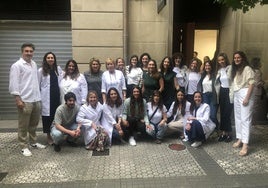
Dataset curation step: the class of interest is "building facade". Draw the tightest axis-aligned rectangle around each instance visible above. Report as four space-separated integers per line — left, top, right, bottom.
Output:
0 0 267 119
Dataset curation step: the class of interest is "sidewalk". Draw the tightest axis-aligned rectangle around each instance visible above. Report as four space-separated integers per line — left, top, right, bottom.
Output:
0 120 268 188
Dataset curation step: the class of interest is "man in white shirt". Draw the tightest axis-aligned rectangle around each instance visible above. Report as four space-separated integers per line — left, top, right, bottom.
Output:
9 43 46 157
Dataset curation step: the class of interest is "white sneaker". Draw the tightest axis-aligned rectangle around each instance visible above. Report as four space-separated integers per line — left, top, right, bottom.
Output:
182 137 189 142
191 141 202 148
30 143 46 149
21 148 32 157
129 136 136 146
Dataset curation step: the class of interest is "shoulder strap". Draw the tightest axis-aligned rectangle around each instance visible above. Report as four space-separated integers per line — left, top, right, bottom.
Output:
149 106 159 121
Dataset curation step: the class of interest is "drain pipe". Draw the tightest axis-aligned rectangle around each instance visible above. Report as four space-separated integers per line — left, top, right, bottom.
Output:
123 0 128 62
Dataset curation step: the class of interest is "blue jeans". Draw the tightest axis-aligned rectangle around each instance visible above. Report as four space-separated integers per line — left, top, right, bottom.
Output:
146 122 167 140
51 123 79 145
202 92 219 128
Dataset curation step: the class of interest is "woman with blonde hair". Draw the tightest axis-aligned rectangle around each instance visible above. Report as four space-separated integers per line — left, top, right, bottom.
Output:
84 57 103 103
76 91 110 151
101 58 127 103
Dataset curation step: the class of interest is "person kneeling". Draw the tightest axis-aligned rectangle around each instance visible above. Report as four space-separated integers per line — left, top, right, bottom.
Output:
185 91 216 148
77 91 110 151
121 86 150 146
50 92 81 152
146 90 167 144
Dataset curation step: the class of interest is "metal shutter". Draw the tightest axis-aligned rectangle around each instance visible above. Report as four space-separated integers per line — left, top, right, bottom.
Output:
0 21 72 119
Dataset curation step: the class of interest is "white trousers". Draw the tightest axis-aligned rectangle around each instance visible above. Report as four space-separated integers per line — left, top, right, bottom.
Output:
234 88 254 144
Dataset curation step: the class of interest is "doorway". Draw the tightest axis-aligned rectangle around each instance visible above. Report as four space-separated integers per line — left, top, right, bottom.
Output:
172 0 221 65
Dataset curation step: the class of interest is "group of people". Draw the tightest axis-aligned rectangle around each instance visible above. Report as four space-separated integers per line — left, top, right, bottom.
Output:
9 42 263 157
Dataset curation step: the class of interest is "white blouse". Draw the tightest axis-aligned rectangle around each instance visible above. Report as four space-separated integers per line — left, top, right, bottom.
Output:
173 66 187 87
60 73 88 105
147 102 167 125
202 75 212 93
219 67 230 88
187 71 201 95
126 66 143 87
101 70 126 99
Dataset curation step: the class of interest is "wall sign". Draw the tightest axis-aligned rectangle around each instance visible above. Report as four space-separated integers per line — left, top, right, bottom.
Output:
157 0 166 13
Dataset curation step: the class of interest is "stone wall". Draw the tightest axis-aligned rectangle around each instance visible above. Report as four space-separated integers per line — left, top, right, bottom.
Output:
71 0 172 72
219 5 268 82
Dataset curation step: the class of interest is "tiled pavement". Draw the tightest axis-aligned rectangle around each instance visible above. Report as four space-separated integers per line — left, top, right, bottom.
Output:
0 120 268 188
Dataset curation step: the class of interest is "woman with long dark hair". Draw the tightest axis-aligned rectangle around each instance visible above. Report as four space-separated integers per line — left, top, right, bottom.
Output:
230 51 255 156
147 90 167 144
166 89 191 140
125 55 143 97
122 86 150 146
198 60 219 129
102 87 124 144
185 91 216 147
38 52 63 145
215 53 233 142
142 59 164 102
160 56 178 110
60 59 88 105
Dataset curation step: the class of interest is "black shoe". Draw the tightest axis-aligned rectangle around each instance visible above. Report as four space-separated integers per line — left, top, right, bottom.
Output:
224 136 232 143
155 139 162 144
54 144 61 152
66 140 77 147
218 135 227 142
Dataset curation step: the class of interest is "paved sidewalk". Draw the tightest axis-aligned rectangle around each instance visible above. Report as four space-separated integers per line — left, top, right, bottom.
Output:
0 120 268 188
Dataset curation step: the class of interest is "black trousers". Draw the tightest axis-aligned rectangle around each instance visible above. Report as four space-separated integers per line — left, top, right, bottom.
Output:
123 116 146 138
219 87 233 132
186 120 205 142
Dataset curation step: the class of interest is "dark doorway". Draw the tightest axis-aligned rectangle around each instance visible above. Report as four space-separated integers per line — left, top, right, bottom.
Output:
173 0 221 65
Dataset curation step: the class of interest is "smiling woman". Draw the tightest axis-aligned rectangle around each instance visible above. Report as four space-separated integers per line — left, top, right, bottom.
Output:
59 59 88 106
185 91 216 148
76 91 110 151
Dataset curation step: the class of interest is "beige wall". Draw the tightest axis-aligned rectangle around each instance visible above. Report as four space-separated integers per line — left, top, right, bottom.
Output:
219 5 268 81
71 0 124 72
71 0 173 72
128 0 172 65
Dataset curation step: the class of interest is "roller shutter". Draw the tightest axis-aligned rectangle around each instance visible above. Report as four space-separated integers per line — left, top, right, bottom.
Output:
0 21 72 119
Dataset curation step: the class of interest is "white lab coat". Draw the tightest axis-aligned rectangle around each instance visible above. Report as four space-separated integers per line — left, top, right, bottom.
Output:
59 73 88 105
189 103 216 139
101 103 123 142
76 102 103 145
38 66 63 116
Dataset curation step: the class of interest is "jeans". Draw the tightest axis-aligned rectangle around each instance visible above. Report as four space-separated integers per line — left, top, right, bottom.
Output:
51 123 79 145
202 92 219 128
146 122 167 139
